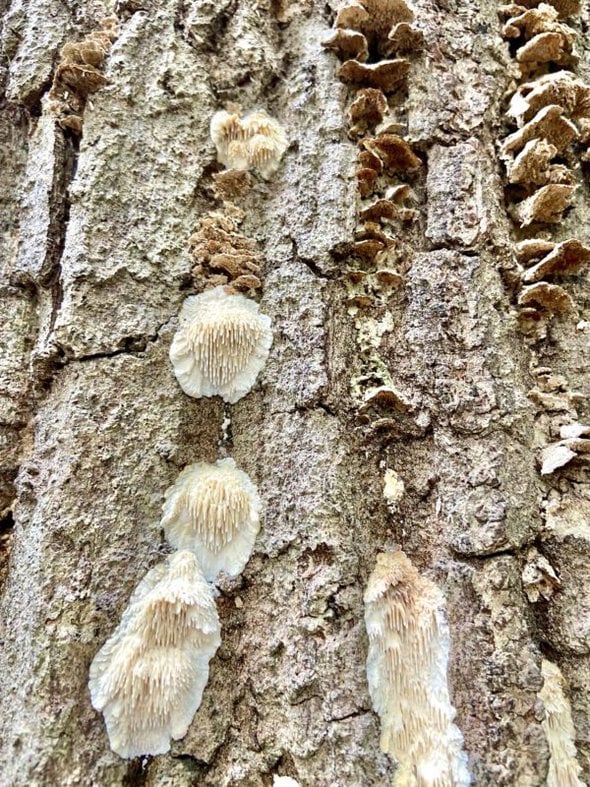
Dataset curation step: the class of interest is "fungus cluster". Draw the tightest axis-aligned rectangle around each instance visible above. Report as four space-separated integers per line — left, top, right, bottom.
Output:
189 208 263 293
161 458 261 582
48 16 119 134
210 107 288 180
89 552 221 759
169 286 273 404
364 552 470 786
323 0 423 316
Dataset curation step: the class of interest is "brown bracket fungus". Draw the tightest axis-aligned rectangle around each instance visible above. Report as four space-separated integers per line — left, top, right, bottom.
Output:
210 108 288 179
338 59 410 92
88 551 221 759
520 238 590 283
48 16 119 134
364 551 470 786
508 71 590 125
511 183 576 225
161 458 261 583
170 286 273 404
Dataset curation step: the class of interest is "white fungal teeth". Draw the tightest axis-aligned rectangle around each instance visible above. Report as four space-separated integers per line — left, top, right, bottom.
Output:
170 286 273 404
364 551 471 787
161 458 261 582
88 551 221 759
210 108 288 179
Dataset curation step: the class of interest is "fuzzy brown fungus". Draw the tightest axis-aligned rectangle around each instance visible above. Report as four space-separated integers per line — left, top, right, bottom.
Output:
506 137 559 185
362 134 422 173
511 183 576 225
210 108 288 179
48 17 118 133
88 551 221 759
352 238 388 262
322 28 369 61
213 169 253 200
364 551 470 785
338 59 410 92
522 238 590 282
360 184 416 223
511 0 581 17
502 4 575 64
509 71 590 124
348 88 389 135
189 211 263 292
335 0 416 56
515 238 556 263
501 106 579 158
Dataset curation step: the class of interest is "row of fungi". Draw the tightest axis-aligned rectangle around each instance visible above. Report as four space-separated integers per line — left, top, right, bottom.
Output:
324 3 471 785
499 2 590 475
323 0 424 426
89 106 286 755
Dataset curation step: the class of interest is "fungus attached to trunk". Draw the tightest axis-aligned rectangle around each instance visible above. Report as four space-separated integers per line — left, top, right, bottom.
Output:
161 458 261 582
170 287 273 404
88 551 221 759
210 108 288 179
364 551 470 786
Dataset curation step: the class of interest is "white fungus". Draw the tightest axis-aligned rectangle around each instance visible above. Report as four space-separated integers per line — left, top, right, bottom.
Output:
364 551 471 786
88 551 221 759
170 286 273 404
161 458 261 582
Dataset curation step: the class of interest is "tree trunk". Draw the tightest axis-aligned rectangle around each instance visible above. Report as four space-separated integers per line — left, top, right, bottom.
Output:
1 0 589 785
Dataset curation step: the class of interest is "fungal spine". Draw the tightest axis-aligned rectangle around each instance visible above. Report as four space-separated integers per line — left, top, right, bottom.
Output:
364 551 470 786
161 458 261 582
170 286 273 404
88 551 221 758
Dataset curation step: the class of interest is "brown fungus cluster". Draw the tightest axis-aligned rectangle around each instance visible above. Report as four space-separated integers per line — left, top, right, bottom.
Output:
189 207 263 293
48 16 119 134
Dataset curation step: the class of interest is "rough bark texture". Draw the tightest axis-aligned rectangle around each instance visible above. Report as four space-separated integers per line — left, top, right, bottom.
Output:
0 0 589 785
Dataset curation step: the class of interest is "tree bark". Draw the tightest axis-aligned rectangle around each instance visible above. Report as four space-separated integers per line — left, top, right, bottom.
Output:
0 0 589 785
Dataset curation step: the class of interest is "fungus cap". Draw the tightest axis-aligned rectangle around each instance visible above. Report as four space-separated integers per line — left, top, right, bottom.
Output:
170 287 273 404
161 458 261 582
89 551 221 759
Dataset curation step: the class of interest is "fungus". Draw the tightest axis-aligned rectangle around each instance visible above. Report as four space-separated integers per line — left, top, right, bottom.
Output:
348 88 389 135
364 551 470 786
538 660 585 787
88 551 221 759
360 185 416 223
161 458 261 583
170 287 273 404
363 134 422 173
502 4 575 64
505 138 559 185
189 211 263 291
508 71 590 124
384 22 425 55
338 59 410 92
541 437 590 474
322 28 369 61
48 17 119 133
521 239 590 282
515 238 556 264
518 281 574 313
501 106 579 157
511 183 576 225
210 108 288 179
521 547 561 602
510 0 581 18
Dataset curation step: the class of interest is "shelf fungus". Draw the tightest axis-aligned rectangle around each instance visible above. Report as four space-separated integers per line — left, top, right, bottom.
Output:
541 429 590 474
170 286 273 404
508 71 590 124
338 59 410 92
511 183 576 226
364 551 470 786
48 16 119 133
502 4 575 65
538 660 585 787
189 210 262 292
161 458 261 582
210 108 288 179
88 551 221 759
519 238 590 283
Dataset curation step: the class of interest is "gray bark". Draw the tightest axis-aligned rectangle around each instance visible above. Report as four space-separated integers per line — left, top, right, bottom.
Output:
0 0 589 785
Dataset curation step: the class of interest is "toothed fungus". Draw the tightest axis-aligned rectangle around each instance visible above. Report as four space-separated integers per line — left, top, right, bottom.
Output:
210 108 288 179
88 551 221 759
161 458 261 582
170 287 273 404
364 551 470 786
539 659 585 787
